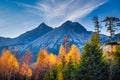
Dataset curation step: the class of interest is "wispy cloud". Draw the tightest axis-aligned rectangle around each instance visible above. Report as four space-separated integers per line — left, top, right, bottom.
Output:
17 0 107 27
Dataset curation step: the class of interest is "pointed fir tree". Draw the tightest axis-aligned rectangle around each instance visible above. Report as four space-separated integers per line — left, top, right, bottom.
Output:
92 16 101 40
63 56 76 80
102 17 120 42
43 65 58 80
75 33 110 80
43 70 54 80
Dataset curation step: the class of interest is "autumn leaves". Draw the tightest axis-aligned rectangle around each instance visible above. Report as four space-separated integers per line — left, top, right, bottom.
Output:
0 50 19 80
0 44 80 80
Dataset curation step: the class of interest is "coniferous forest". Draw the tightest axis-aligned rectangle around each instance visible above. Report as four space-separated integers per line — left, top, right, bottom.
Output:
0 16 120 80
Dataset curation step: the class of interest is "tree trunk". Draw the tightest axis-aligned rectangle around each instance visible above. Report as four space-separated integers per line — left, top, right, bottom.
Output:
26 75 28 80
8 71 11 80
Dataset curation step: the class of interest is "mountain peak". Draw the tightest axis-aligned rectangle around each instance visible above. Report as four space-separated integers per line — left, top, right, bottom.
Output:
60 20 87 33
40 22 46 26
38 22 50 29
64 20 73 24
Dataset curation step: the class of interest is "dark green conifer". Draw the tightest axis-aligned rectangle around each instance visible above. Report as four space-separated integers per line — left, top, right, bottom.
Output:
75 33 109 80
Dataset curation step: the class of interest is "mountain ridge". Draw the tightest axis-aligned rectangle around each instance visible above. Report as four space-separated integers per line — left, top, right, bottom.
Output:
0 22 53 47
0 21 109 57
8 21 93 56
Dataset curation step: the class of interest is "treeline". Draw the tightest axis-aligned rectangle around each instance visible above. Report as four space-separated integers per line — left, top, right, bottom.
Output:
0 33 120 80
0 42 80 80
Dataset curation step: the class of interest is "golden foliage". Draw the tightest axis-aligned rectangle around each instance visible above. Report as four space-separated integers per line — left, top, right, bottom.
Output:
49 53 57 65
0 44 81 79
58 45 66 57
19 63 32 77
37 49 49 65
67 44 80 63
0 50 19 76
8 54 19 73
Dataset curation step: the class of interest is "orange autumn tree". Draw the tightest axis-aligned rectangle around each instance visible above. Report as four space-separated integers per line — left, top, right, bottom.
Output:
23 50 32 64
37 49 49 64
19 63 32 78
19 50 32 80
0 50 11 77
35 49 49 80
0 49 19 80
7 53 19 80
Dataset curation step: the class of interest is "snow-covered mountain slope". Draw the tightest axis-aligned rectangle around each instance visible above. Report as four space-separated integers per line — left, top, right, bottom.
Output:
9 21 93 56
0 23 53 47
0 20 109 59
11 23 53 45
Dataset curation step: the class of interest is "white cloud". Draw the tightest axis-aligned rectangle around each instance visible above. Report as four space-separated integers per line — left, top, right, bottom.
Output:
17 0 108 27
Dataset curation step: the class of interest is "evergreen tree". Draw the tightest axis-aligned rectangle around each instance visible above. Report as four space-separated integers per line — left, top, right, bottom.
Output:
63 56 76 80
43 70 54 80
92 16 101 40
102 17 120 42
75 33 109 80
43 65 58 80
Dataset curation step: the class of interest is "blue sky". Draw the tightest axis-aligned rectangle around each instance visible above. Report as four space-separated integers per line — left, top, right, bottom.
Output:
0 0 120 38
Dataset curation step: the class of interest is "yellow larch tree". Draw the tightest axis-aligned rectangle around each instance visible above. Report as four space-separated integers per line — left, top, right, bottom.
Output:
7 54 19 80
58 45 66 58
57 45 66 65
67 44 80 63
35 49 49 80
48 53 57 68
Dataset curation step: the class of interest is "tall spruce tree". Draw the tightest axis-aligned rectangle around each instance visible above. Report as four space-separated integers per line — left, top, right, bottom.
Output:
92 16 101 40
63 56 76 80
43 65 58 80
102 17 120 42
43 70 54 80
75 33 109 80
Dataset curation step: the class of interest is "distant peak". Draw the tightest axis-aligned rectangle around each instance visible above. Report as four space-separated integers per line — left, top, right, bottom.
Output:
65 20 73 23
40 22 47 26
62 20 82 26
60 20 87 33
63 20 73 25
36 22 53 30
38 22 50 28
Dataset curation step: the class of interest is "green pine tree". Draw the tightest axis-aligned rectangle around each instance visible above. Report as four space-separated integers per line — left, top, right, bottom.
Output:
102 17 120 42
43 70 54 80
63 56 76 80
43 65 58 80
75 33 109 80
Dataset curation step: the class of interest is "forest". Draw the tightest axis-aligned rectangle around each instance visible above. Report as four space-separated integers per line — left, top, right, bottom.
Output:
0 16 120 80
